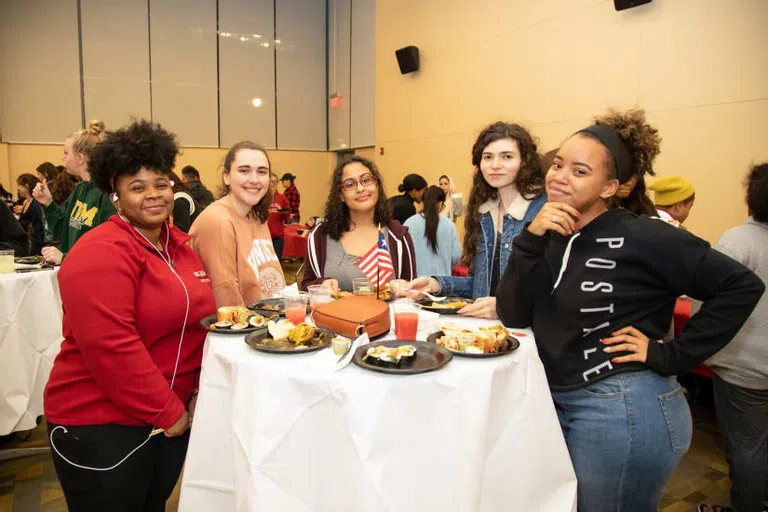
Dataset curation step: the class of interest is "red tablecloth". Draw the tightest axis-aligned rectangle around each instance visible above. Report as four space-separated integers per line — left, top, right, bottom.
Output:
282 224 308 259
451 265 468 277
673 298 713 378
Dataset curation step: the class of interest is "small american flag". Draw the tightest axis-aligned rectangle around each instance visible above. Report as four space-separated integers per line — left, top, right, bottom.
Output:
357 230 394 288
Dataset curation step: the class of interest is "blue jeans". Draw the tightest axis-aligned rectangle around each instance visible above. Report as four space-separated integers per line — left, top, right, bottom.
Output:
552 370 692 511
713 374 768 512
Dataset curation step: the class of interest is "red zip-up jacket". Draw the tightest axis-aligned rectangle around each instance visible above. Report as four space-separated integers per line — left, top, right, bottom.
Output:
44 215 216 429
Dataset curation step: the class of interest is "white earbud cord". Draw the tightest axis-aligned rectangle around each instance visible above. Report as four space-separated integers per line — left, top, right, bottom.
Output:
50 219 191 471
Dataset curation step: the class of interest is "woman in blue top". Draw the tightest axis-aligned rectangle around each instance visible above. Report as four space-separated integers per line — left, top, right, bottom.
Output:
403 122 547 319
404 185 461 277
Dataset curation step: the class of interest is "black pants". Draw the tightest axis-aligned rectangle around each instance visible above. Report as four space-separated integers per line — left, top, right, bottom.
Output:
48 422 189 512
713 374 768 512
273 236 284 260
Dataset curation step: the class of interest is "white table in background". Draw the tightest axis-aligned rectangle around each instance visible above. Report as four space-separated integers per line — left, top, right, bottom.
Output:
179 313 577 512
0 268 63 435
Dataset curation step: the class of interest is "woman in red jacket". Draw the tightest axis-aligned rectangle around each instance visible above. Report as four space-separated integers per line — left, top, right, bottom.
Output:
44 119 216 511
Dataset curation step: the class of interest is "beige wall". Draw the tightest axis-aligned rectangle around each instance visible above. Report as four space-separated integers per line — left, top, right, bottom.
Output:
374 0 768 244
0 143 334 221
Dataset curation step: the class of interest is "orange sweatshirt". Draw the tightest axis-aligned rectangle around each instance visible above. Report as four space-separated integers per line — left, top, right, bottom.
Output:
189 201 286 307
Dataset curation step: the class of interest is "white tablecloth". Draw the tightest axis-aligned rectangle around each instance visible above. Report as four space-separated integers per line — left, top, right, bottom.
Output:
0 269 63 435
180 314 577 511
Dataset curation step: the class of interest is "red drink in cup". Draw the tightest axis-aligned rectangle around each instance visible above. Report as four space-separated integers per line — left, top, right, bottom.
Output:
283 292 308 325
285 306 306 325
393 303 421 340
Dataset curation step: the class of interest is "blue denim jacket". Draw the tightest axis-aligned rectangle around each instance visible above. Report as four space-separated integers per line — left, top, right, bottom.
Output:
436 193 546 299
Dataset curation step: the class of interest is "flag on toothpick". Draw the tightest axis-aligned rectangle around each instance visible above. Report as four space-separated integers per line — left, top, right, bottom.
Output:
357 229 394 288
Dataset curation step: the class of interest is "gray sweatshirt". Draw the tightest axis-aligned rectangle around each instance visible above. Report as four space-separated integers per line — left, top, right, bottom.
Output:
707 218 768 389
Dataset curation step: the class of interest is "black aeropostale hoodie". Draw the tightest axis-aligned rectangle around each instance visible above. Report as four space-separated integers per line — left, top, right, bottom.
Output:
497 208 764 391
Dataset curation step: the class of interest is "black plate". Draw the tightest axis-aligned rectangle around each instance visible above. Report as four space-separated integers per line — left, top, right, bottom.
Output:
244 327 333 354
246 298 311 317
353 340 453 375
418 298 473 315
198 314 267 334
426 330 520 358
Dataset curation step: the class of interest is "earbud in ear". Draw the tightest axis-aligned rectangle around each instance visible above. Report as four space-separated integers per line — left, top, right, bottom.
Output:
111 193 118 202
169 180 175 187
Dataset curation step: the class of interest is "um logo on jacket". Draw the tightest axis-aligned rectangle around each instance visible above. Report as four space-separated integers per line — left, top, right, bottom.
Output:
69 200 98 229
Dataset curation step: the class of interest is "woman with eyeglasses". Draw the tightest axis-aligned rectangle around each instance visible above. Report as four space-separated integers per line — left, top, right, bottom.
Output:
301 156 416 292
189 141 286 306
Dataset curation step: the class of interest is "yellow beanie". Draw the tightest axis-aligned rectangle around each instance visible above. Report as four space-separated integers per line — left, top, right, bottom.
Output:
648 176 695 206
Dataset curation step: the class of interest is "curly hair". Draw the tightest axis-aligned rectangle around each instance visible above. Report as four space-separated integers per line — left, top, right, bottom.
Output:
746 162 768 223
461 122 545 267
585 108 661 216
322 156 391 241
89 119 179 195
218 141 272 223
50 172 79 205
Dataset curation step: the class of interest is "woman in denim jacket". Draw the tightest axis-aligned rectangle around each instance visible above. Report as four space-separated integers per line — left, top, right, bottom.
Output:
403 122 546 319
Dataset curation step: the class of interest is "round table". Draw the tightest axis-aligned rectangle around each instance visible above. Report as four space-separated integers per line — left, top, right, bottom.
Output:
0 268 63 435
179 309 577 511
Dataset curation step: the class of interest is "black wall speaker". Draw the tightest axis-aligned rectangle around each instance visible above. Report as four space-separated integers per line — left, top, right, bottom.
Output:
395 46 420 75
614 0 652 10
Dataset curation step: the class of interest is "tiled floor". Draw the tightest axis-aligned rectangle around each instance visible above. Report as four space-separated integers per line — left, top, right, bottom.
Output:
0 262 737 511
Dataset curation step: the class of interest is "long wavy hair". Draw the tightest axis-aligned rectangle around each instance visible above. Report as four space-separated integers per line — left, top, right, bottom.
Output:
421 185 446 254
322 156 391 241
218 141 272 223
462 122 545 267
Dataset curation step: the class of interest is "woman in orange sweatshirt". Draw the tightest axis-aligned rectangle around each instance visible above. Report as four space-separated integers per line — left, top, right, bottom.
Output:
189 141 286 306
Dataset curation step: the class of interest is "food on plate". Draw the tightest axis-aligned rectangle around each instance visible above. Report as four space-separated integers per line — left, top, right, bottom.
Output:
435 323 511 354
362 345 417 368
263 320 327 349
256 303 281 312
210 307 274 330
217 306 252 323
332 286 392 301
427 299 468 309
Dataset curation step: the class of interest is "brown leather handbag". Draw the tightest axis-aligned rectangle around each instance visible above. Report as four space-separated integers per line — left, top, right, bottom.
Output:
311 296 391 339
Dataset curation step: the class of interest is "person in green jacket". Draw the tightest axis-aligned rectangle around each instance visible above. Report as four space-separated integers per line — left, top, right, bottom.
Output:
32 120 116 264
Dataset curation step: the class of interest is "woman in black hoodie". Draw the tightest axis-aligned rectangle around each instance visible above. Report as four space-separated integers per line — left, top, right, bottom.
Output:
496 108 764 511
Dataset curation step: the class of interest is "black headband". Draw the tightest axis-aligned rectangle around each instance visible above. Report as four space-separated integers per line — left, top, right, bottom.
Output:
578 125 634 183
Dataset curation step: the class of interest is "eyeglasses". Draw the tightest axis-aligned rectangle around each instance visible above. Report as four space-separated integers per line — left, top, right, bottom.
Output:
340 173 378 192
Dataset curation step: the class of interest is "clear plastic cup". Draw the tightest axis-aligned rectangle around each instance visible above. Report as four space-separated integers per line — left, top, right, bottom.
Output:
283 292 308 325
392 302 421 340
0 250 14 274
307 285 332 311
352 278 374 296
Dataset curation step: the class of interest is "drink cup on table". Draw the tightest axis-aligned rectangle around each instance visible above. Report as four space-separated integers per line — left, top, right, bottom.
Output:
283 292 308 325
352 278 374 296
307 285 332 311
392 302 421 340
0 250 14 274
